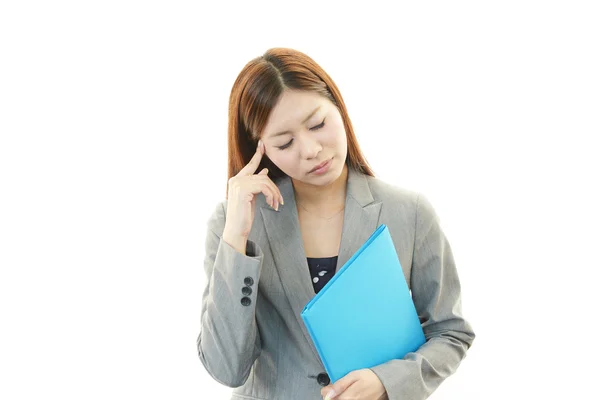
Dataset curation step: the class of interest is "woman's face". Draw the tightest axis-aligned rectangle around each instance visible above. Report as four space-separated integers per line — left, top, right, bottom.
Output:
260 89 348 185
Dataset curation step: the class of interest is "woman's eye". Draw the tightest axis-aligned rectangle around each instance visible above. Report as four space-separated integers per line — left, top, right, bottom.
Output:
277 118 326 150
277 140 293 150
310 118 326 131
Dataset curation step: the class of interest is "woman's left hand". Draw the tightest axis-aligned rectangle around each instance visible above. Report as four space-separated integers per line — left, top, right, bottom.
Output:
320 368 388 400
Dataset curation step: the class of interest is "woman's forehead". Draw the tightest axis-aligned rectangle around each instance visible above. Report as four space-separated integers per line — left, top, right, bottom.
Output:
263 92 329 137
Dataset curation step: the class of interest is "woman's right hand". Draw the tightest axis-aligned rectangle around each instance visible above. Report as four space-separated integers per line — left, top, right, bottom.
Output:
223 140 284 240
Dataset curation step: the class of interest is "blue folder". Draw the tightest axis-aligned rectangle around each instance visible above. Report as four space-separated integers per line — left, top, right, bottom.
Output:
300 224 426 383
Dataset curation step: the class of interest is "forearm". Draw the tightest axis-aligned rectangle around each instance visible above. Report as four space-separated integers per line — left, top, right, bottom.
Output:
197 234 264 387
223 230 248 255
370 327 474 400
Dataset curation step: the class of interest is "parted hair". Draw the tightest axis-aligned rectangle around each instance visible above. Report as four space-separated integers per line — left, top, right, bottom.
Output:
225 47 375 197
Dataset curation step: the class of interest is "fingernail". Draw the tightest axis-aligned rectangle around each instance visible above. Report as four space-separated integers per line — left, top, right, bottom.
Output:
324 389 335 400
257 140 262 149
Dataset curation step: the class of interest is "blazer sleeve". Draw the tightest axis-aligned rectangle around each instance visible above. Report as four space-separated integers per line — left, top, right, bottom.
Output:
369 193 476 400
196 201 264 388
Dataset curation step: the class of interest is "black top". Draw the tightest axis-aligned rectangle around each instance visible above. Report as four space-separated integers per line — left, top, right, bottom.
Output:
306 256 338 294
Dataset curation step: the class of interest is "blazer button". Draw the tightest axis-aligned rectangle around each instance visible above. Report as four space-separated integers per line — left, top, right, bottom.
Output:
317 372 330 386
241 297 251 306
244 277 254 286
242 286 252 296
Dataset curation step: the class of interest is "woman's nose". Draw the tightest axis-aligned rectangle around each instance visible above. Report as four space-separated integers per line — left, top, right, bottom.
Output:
298 132 322 159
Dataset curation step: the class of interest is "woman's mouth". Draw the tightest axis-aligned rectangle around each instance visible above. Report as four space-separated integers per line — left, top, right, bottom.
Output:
309 157 333 175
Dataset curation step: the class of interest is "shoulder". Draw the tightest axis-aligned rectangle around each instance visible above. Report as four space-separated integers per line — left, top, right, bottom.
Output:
364 174 419 207
363 174 438 222
205 199 227 235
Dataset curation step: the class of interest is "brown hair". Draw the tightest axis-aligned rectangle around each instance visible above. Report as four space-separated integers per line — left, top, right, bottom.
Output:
226 47 375 197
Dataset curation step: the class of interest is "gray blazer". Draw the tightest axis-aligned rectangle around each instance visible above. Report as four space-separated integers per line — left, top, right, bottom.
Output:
197 166 475 400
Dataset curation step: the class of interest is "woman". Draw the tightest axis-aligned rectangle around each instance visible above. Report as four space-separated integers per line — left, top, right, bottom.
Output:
197 48 475 400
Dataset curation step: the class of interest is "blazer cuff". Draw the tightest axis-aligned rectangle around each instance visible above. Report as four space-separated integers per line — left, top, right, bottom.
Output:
214 237 264 291
368 335 471 400
369 357 431 400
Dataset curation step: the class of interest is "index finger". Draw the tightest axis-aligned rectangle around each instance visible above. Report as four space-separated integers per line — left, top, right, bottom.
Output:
238 140 264 176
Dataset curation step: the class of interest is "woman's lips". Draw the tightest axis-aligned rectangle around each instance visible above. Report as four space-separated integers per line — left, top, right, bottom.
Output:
309 157 333 175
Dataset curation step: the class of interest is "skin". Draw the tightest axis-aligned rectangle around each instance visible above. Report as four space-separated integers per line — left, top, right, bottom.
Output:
259 89 349 212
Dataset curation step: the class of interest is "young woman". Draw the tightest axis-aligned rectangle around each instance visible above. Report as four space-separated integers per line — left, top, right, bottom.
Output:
197 47 475 400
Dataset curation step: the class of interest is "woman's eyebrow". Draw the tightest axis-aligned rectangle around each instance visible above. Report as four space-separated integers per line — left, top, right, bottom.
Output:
268 106 321 138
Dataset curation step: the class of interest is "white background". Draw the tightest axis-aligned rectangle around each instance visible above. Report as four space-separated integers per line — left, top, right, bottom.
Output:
1 1 598 399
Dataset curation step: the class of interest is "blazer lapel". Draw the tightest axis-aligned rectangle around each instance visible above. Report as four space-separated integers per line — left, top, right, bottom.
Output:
260 167 383 363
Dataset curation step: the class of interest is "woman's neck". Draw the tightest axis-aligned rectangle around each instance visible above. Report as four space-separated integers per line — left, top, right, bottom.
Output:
292 163 348 211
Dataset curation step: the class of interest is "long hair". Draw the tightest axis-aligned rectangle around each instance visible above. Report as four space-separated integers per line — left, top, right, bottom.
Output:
226 47 375 197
